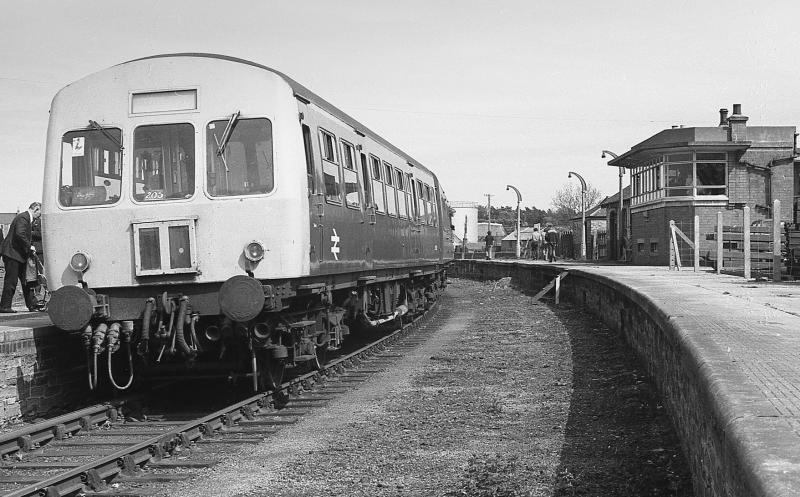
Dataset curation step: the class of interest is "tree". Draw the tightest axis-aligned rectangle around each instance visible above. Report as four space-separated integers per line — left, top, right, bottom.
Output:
550 182 603 224
478 205 550 233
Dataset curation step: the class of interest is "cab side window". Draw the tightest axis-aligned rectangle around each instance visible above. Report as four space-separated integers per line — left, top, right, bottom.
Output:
319 129 341 203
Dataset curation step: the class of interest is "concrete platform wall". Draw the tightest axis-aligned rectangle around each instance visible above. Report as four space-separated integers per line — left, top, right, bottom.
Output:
452 260 757 497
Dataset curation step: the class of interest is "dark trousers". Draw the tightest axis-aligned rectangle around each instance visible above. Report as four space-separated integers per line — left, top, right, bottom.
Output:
1 256 34 310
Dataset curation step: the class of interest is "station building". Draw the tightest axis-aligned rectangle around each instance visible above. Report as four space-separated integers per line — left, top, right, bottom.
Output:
607 105 797 265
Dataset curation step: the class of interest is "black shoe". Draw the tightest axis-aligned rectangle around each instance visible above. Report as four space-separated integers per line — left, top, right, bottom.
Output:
0 308 17 313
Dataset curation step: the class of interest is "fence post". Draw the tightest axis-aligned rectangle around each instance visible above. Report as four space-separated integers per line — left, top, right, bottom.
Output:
716 212 723 274
694 215 700 272
773 199 782 282
669 220 675 270
743 206 751 280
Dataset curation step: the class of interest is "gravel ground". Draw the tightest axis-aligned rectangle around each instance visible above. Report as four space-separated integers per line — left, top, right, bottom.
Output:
154 278 693 496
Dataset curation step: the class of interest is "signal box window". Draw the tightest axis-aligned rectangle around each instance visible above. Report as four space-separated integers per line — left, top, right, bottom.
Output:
318 129 341 203
341 140 360 208
370 155 385 213
135 123 195 202
59 128 122 207
206 118 274 197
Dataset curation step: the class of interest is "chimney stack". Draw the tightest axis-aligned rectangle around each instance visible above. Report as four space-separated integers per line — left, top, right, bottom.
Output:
727 104 748 142
719 108 729 126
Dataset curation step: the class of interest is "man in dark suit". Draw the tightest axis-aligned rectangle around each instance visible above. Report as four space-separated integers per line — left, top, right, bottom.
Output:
0 202 41 313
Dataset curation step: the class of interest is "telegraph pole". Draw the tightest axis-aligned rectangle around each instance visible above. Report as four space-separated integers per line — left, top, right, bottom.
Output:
484 193 493 259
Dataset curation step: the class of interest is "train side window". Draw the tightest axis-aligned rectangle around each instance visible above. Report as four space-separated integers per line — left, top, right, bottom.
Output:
408 173 419 220
383 162 397 217
432 187 439 227
319 129 338 162
417 180 429 225
59 127 123 207
395 169 408 219
135 123 196 202
340 140 360 209
360 153 372 207
302 125 315 194
206 118 273 197
369 155 386 214
425 184 433 225
318 129 341 204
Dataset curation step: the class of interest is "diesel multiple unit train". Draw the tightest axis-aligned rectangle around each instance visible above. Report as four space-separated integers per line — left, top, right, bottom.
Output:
43 53 454 391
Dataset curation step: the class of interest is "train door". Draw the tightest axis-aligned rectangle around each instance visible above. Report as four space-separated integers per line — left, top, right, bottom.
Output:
408 173 422 260
360 152 375 267
302 123 324 270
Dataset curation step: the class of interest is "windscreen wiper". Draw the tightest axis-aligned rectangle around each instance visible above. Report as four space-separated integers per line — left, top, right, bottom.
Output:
88 120 123 151
215 110 240 158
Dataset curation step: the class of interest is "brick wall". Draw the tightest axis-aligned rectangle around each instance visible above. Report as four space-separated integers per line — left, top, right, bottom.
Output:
0 327 85 425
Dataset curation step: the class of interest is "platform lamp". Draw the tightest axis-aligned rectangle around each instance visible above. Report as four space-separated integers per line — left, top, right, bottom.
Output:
506 184 522 258
568 171 587 260
602 150 623 260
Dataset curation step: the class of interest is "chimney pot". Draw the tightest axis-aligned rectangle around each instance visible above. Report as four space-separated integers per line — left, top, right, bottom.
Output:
719 108 729 126
732 103 742 115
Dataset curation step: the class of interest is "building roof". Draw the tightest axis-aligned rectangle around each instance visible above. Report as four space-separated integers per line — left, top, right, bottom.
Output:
599 186 631 208
606 108 795 169
451 200 480 209
607 126 753 168
502 227 540 242
477 222 506 238
569 203 608 222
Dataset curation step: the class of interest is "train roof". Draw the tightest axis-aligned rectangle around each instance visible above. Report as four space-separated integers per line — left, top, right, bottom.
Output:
125 53 435 179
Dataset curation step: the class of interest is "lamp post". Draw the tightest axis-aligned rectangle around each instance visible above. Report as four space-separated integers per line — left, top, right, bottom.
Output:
568 171 587 260
602 150 623 260
506 184 522 258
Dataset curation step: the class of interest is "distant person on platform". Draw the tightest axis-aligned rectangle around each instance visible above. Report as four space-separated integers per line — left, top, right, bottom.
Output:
544 223 559 262
0 202 42 313
529 226 543 260
484 230 494 260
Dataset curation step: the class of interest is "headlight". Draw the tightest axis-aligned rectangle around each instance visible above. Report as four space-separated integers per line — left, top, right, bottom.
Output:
69 252 91 272
244 241 265 262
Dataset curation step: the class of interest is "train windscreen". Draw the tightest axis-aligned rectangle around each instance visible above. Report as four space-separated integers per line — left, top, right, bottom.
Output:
206 118 274 197
59 128 122 207
133 123 195 202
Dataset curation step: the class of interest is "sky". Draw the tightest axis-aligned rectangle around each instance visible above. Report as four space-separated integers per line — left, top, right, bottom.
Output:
2 0 800 213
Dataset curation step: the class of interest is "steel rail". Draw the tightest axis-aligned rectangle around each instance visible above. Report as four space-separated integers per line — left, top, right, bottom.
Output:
4 301 437 497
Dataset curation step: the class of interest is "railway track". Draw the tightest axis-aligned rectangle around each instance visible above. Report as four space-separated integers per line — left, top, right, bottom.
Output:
0 301 441 497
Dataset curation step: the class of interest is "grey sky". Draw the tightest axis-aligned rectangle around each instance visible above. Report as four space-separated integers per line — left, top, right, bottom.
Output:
1 0 799 213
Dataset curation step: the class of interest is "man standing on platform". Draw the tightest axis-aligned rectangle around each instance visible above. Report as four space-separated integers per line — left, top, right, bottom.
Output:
484 230 494 260
0 202 41 313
